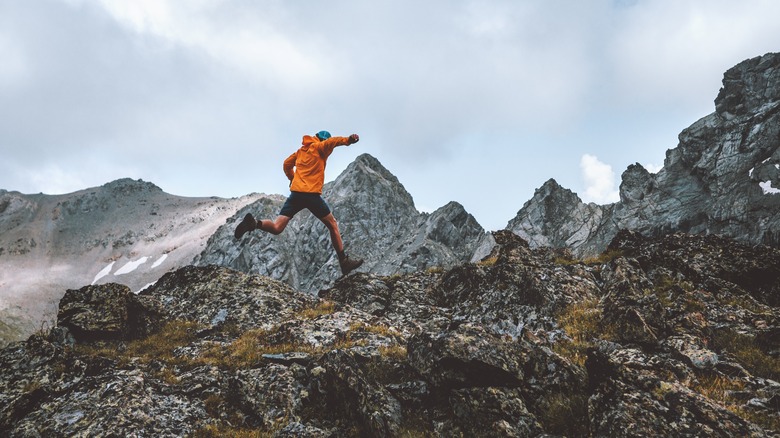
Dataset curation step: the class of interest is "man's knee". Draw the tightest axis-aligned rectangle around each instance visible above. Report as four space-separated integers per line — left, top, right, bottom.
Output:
319 214 338 229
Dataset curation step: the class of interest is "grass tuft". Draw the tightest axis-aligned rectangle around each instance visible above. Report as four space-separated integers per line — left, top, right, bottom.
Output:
297 301 337 320
476 257 498 267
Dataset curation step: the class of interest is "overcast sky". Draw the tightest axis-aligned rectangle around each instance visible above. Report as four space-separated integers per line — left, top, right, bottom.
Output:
2 0 779 230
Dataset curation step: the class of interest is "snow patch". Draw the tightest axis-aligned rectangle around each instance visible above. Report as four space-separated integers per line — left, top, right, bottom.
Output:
151 254 168 269
136 281 157 294
759 181 780 195
92 262 115 285
749 167 754 178
115 257 149 275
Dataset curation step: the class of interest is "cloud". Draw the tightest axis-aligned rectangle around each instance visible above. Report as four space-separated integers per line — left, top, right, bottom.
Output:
607 0 780 109
580 154 619 204
644 163 664 174
2 0 780 230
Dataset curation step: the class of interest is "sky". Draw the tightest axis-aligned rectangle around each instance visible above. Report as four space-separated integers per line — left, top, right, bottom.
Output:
2 0 780 231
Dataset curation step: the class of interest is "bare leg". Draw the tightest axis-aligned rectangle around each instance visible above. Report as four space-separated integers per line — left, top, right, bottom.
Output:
318 213 344 254
258 215 291 235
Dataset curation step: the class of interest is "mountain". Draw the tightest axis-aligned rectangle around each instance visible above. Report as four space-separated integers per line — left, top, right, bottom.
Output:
0 179 262 345
1 230 778 436
195 153 487 293
508 52 780 257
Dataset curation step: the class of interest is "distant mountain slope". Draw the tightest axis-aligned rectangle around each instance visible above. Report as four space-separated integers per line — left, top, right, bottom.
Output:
0 179 262 345
508 52 780 257
195 154 487 292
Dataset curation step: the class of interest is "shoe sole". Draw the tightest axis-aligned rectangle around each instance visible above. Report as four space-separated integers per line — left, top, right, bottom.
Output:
341 259 364 275
234 214 256 240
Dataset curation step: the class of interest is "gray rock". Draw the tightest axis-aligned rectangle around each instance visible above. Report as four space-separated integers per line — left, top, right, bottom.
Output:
57 283 162 342
507 52 780 257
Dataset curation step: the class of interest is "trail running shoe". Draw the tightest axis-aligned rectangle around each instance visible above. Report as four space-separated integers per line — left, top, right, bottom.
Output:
234 213 257 240
339 254 364 275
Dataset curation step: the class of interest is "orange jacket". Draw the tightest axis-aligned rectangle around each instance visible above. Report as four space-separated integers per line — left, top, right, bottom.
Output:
283 135 351 193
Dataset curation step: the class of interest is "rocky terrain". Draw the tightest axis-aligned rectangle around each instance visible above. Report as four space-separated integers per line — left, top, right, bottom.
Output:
195 153 487 293
0 180 262 345
509 52 780 257
1 229 778 436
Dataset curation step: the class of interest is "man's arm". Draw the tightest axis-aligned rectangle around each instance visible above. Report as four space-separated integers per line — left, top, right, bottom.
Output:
318 134 359 156
283 152 297 181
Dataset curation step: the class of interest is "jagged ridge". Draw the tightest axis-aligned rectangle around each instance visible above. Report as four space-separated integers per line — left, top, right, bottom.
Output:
508 52 780 257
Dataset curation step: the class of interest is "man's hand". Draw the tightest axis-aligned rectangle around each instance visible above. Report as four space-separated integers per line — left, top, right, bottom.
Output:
348 134 360 145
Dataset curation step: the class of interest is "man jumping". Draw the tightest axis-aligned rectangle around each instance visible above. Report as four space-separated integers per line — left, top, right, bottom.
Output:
234 130 364 275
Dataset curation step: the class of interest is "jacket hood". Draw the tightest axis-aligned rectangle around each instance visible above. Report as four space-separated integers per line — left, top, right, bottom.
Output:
301 135 318 149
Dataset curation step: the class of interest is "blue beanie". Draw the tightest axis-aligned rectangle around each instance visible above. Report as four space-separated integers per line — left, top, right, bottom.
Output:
316 130 331 140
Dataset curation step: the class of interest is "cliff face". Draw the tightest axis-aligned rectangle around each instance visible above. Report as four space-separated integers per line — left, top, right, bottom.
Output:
1 230 778 436
508 52 780 257
195 153 487 292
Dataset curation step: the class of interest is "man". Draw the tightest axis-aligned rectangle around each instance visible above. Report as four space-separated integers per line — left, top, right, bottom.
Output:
234 130 364 275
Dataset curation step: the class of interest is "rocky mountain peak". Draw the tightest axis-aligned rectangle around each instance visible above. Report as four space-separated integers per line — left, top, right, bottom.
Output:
619 163 654 204
507 52 780 257
101 178 163 196
197 153 485 292
330 153 416 212
716 52 780 117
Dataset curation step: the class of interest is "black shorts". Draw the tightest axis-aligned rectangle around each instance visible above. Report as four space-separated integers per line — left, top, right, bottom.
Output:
279 191 332 219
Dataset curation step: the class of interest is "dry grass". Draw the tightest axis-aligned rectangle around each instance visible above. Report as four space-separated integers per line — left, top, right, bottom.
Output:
125 320 201 364
690 373 780 432
74 320 202 369
711 329 780 381
200 325 365 370
582 249 624 265
349 322 398 337
297 300 337 320
535 392 589 437
476 256 498 267
554 298 605 367
379 345 408 360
